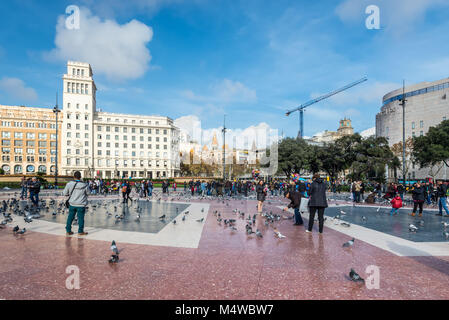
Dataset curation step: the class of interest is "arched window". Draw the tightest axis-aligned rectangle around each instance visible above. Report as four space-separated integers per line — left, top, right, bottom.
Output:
38 165 47 173
26 165 35 173
1 165 10 173
14 165 22 174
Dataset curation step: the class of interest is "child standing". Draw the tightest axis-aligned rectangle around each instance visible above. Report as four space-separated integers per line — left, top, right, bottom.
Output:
390 195 402 216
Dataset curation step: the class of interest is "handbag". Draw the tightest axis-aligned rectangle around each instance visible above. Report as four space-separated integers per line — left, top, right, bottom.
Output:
65 181 79 208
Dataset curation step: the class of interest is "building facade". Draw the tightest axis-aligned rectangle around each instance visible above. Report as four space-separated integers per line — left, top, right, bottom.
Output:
0 105 61 175
307 118 354 145
376 77 449 180
61 61 180 179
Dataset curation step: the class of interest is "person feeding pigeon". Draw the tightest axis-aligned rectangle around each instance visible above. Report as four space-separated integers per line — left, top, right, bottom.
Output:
283 188 304 226
63 171 90 236
390 194 402 216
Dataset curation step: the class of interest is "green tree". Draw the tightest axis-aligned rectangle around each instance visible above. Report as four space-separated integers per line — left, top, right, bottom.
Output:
412 120 449 179
277 138 311 177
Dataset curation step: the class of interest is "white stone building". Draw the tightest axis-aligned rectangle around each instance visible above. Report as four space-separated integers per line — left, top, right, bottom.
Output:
61 61 180 179
376 77 449 180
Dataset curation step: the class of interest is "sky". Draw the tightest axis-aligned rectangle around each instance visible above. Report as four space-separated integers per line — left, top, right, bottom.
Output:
1 0 449 144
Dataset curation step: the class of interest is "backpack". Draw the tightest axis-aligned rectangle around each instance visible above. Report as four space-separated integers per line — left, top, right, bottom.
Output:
122 185 128 193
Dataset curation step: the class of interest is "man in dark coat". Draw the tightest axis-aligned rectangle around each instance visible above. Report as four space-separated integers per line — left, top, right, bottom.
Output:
284 189 303 226
410 182 425 217
307 174 328 234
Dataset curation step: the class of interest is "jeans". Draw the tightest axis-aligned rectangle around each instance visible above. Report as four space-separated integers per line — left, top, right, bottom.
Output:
30 191 39 206
294 207 304 225
439 197 449 215
399 193 404 201
148 188 153 196
21 187 27 199
66 206 86 233
390 208 398 215
308 207 325 233
426 194 431 205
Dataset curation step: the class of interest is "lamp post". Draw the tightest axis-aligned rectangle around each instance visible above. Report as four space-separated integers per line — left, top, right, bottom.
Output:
398 80 407 186
222 115 227 181
53 93 61 189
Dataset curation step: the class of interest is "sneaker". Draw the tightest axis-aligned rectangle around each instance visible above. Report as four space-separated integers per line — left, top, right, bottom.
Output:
66 231 74 236
305 230 311 233
78 232 88 236
436 213 443 216
418 213 423 217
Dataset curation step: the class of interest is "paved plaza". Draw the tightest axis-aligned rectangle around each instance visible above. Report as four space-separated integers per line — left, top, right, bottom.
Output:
1 190 449 300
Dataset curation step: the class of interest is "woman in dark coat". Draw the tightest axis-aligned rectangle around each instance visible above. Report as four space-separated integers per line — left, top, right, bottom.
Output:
307 174 328 234
410 182 425 217
256 180 266 213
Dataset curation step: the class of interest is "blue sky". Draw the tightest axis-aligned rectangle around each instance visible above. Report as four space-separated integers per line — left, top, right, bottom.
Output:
1 0 449 140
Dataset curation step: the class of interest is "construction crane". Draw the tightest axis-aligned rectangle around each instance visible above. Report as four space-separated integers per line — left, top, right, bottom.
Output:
285 77 368 138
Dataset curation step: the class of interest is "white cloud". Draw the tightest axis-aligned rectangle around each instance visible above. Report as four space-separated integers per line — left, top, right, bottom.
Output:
336 0 449 35
0 77 38 102
212 79 257 103
45 7 153 81
175 115 277 150
360 127 375 138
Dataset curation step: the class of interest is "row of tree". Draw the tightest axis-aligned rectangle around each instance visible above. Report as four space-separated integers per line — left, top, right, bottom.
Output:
276 120 449 182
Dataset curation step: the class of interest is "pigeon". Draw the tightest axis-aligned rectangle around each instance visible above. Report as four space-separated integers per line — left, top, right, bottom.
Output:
340 222 351 227
109 254 119 263
443 232 449 240
110 240 119 254
361 216 367 222
340 210 346 215
13 225 19 233
343 238 355 248
419 220 425 227
349 268 365 283
16 228 26 235
255 229 263 238
196 218 204 223
24 216 33 223
230 226 237 231
182 215 186 222
273 229 286 239
173 220 177 225
442 222 449 229
409 224 418 232
159 214 166 220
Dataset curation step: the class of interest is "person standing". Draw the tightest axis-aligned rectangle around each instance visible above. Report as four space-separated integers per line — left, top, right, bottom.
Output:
121 180 130 204
410 182 425 217
307 174 328 234
64 171 89 236
29 177 41 207
20 176 27 200
284 189 304 226
436 181 449 217
390 194 402 216
256 180 266 214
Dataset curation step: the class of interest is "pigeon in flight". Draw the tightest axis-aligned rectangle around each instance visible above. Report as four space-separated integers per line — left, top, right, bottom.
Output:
343 238 355 248
349 268 365 283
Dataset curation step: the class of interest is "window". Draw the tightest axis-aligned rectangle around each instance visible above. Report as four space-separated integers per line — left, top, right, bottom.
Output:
411 122 415 129
420 120 424 128
38 133 47 139
27 133 35 139
14 140 23 146
76 124 80 130
14 132 23 139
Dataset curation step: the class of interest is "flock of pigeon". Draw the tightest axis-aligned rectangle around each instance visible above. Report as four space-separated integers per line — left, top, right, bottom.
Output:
3 190 448 284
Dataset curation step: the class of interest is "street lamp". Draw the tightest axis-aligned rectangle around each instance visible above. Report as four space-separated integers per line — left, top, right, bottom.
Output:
53 93 61 189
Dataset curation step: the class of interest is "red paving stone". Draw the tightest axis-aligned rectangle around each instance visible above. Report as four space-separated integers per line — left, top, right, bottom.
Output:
1 196 449 300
